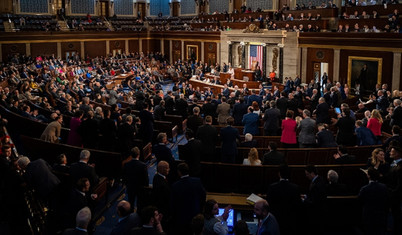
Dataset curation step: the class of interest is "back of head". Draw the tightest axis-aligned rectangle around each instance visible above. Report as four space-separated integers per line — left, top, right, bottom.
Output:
268 141 277 151
177 162 190 176
279 164 290 179
367 167 380 181
117 200 132 217
76 207 91 229
185 128 195 139
140 206 157 225
80 150 90 161
205 115 212 124
130 147 140 159
234 220 250 235
191 214 205 235
203 199 217 219
338 145 348 155
157 132 167 143
17 156 30 169
305 164 317 175
327 170 339 184
245 133 253 142
269 100 276 108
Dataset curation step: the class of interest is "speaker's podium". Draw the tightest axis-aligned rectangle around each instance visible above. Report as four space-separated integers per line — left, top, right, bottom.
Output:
234 68 255 82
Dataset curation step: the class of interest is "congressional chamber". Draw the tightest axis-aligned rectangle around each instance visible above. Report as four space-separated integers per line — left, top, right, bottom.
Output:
0 0 402 234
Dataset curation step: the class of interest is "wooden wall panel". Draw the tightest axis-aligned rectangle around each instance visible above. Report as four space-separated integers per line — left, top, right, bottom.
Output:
61 42 81 59
172 40 182 62
84 41 106 58
400 59 402 90
2 43 26 62
31 43 57 58
184 41 201 62
204 42 217 66
142 39 160 53
109 40 125 53
339 50 393 91
306 48 334 84
0 0 13 13
129 40 139 53
163 40 170 59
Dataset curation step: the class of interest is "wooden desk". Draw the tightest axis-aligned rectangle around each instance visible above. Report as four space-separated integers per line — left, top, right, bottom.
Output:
106 73 134 89
206 192 254 210
282 8 339 18
188 78 260 95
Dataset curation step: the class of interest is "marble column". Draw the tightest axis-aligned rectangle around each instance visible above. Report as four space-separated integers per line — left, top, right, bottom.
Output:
279 47 284 83
201 41 205 62
262 45 267 78
216 42 220 65
333 49 340 82
57 42 62 59
125 40 129 54
106 40 110 56
392 52 401 91
301 47 308 83
228 43 233 65
26 43 30 57
181 40 184 61
241 44 246 69
139 39 143 52
160 39 164 55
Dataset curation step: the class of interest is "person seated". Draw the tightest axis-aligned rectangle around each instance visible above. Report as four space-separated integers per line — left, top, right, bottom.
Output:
241 133 258 147
243 148 262 165
333 145 356 164
326 170 349 196
367 148 390 181
263 142 286 165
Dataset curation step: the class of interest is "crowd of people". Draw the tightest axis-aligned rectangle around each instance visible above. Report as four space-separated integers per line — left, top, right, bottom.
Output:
0 50 401 234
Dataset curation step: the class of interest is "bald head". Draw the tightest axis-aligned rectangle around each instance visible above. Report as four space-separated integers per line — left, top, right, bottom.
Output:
157 161 170 176
117 200 131 217
254 199 269 220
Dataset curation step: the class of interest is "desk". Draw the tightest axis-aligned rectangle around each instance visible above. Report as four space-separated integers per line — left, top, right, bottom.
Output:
188 78 260 95
105 73 134 89
206 192 254 210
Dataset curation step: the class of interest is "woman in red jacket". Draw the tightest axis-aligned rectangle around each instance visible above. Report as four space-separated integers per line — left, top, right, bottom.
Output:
281 110 298 148
367 109 383 143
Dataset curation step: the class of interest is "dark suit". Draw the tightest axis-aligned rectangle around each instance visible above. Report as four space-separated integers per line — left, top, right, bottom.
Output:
171 176 206 235
232 102 248 126
316 129 337 147
263 151 285 165
276 97 288 119
110 213 141 235
196 124 218 162
62 228 88 235
186 115 203 135
358 181 389 235
201 102 216 118
24 158 60 198
391 106 402 127
263 108 281 136
315 102 330 124
376 95 389 114
220 126 240 163
69 161 99 187
79 118 99 149
180 139 202 176
152 174 170 218
123 159 149 210
267 180 301 235
131 226 165 235
118 122 137 156
257 213 280 235
387 161 402 234
139 110 154 144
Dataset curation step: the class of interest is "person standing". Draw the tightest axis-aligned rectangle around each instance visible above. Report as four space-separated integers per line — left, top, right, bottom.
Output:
254 199 280 235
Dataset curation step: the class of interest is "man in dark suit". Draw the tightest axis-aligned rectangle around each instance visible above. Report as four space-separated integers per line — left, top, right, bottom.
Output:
69 150 99 188
220 117 241 163
53 153 70 174
263 142 285 165
152 161 170 225
196 115 218 162
186 106 203 135
391 99 402 127
276 91 288 119
123 147 149 211
314 97 330 124
180 129 202 177
304 165 327 232
117 115 137 158
79 110 99 149
170 163 206 235
175 94 189 118
17 156 60 199
387 147 402 234
201 97 216 119
358 168 389 235
131 206 166 235
333 145 356 164
232 97 248 126
62 207 92 235
267 165 301 235
254 199 280 235
248 90 262 107
263 101 281 136
110 200 140 235
375 90 389 115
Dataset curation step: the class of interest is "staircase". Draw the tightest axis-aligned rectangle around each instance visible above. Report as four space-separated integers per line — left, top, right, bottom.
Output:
57 20 69 31
3 21 15 32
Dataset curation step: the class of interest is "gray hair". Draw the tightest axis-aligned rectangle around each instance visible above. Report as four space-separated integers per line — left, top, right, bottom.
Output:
245 133 253 142
80 150 91 160
17 156 30 169
327 170 339 183
394 99 401 106
76 207 91 228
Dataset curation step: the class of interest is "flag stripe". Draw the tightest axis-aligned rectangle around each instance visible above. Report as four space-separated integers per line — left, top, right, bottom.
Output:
249 45 263 71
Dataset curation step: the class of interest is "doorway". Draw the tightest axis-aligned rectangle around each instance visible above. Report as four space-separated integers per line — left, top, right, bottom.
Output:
233 0 242 12
138 2 146 19
65 51 77 60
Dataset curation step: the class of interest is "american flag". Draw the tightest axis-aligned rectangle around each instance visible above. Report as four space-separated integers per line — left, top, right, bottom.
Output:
249 45 263 70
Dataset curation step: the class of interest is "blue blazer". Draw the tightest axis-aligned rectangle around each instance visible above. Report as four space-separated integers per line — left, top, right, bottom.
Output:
242 112 259 135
